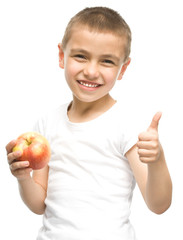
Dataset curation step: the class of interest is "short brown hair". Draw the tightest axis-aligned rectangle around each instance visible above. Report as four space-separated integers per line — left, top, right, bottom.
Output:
61 7 132 62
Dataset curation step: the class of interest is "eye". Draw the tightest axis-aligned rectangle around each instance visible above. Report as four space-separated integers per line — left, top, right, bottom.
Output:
74 54 86 60
102 59 115 65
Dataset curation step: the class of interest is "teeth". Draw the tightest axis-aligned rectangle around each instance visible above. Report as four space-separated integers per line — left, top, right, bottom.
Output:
79 81 99 88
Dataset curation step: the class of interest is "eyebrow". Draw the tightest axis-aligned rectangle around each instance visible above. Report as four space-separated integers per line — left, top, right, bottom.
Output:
101 54 120 62
70 48 120 62
70 49 88 54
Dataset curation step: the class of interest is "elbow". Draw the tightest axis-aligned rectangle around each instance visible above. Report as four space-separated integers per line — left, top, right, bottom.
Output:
156 203 172 215
29 203 46 215
34 209 45 215
152 208 168 215
146 186 173 215
149 200 172 215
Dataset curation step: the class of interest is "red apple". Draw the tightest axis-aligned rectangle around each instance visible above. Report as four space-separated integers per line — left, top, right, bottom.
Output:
13 132 51 170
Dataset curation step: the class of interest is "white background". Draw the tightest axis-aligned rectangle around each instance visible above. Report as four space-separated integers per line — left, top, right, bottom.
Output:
0 0 182 239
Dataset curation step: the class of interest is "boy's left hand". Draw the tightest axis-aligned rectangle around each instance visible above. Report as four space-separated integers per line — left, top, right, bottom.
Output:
137 112 162 164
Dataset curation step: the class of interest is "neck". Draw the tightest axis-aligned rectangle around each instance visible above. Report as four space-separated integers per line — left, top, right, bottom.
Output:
68 94 116 123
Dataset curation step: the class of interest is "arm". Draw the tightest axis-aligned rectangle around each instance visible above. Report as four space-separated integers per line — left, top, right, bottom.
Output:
6 140 49 215
126 112 172 214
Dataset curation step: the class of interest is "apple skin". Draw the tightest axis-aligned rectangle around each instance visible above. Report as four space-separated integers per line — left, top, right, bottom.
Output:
13 132 51 170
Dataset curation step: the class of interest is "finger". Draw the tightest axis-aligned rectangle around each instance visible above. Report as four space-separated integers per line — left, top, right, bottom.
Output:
138 149 155 157
7 151 22 165
137 141 157 150
10 161 30 171
6 140 17 154
147 112 162 131
138 132 151 141
138 131 158 141
139 157 155 164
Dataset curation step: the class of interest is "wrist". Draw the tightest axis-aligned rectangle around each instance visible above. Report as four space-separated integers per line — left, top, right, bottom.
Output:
17 175 32 185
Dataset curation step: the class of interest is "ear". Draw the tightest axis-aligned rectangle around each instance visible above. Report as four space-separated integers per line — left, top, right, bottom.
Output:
117 58 131 80
58 43 64 69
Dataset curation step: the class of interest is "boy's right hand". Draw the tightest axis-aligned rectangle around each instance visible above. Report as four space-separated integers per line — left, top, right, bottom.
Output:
6 140 32 180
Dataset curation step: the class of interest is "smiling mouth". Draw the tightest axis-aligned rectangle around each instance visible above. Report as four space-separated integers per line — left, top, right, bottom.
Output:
77 80 102 88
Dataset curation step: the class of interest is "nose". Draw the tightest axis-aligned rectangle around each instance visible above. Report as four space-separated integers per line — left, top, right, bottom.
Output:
83 61 99 80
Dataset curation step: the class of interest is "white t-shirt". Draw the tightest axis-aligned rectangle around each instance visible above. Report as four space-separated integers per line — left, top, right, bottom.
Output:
35 102 139 240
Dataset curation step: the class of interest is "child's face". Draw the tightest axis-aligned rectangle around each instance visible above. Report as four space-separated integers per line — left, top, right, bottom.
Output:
59 27 130 104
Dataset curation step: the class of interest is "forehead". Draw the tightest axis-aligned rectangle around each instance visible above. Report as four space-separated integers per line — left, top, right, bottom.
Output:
66 26 126 59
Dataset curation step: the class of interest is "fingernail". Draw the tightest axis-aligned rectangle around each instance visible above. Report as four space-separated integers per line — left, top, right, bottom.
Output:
24 161 29 166
16 151 22 156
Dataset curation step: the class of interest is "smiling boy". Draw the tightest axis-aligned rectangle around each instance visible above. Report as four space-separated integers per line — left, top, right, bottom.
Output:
58 27 130 121
6 7 172 240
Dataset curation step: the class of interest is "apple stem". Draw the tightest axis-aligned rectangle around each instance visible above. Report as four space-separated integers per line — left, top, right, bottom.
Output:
26 139 32 145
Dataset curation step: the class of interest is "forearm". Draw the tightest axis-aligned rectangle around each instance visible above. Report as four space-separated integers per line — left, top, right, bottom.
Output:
18 177 47 215
145 146 172 214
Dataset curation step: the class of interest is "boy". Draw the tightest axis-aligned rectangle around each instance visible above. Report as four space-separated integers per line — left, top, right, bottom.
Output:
6 7 172 240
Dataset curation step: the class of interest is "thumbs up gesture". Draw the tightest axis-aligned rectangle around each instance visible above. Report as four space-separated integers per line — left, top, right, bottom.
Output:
137 112 162 163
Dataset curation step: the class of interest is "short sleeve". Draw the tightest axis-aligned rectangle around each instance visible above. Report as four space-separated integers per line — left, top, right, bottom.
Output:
120 125 139 156
32 116 47 137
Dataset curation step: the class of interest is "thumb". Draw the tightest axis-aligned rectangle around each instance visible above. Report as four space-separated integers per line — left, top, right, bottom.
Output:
147 112 162 131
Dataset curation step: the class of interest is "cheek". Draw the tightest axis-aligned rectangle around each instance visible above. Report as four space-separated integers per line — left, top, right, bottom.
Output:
64 64 76 83
102 69 119 86
65 61 81 81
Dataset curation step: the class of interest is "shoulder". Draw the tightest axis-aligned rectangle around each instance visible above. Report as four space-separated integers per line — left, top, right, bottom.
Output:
33 102 70 136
